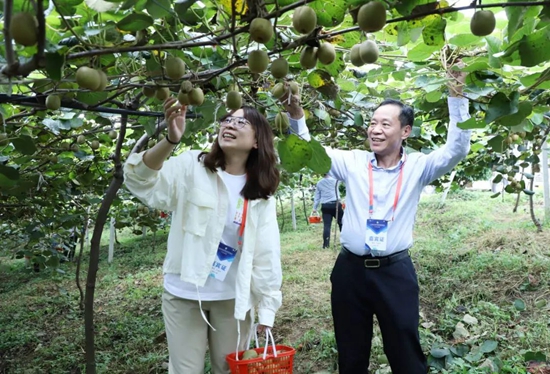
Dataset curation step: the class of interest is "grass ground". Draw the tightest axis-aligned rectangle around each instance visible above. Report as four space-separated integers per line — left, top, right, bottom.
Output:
1 190 549 373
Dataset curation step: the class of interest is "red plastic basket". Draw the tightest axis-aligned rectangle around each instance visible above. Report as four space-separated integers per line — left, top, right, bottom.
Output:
308 215 321 224
226 345 295 374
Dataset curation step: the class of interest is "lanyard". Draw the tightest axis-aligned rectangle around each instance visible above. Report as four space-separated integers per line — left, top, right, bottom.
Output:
237 198 249 249
368 155 406 221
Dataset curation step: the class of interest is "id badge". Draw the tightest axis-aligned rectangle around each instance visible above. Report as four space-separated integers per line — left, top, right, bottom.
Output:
233 197 245 225
209 242 237 281
364 219 388 252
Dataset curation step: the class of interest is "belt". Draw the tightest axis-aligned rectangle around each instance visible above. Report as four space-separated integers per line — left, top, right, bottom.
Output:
341 246 410 268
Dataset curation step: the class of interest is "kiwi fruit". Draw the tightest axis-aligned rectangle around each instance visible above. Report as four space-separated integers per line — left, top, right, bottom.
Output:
165 57 186 80
271 83 288 99
188 88 204 106
350 45 364 67
60 142 70 150
10 13 38 46
317 42 336 65
470 10 496 36
71 144 80 152
178 91 190 105
142 85 156 98
108 130 118 140
148 139 156 148
180 80 193 93
275 112 290 132
293 6 317 35
156 87 170 101
359 40 379 64
289 81 300 95
95 70 109 91
91 140 100 150
75 67 101 90
248 50 269 74
357 1 387 32
226 91 242 110
77 135 86 144
249 18 273 44
45 95 61 110
270 58 289 79
300 47 318 69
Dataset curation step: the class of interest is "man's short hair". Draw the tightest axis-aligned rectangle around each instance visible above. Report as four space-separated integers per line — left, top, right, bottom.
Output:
375 99 414 128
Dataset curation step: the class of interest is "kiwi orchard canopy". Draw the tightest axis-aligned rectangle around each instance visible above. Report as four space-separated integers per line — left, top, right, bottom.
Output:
2 0 550 372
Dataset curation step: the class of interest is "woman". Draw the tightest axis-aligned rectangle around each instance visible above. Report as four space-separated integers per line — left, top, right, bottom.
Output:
124 97 282 374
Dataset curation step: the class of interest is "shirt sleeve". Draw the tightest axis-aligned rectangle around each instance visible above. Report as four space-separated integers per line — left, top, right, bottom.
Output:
123 151 192 212
288 115 352 182
251 198 283 327
419 97 472 185
313 182 321 210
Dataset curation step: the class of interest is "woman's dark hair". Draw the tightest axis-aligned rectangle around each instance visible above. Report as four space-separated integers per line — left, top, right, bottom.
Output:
199 106 280 200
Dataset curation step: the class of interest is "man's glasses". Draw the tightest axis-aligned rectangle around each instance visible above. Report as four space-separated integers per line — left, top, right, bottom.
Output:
220 116 252 129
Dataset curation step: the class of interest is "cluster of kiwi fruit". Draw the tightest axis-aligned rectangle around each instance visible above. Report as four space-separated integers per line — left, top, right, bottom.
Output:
299 42 337 69
75 67 109 92
9 12 38 46
348 1 386 67
177 81 204 106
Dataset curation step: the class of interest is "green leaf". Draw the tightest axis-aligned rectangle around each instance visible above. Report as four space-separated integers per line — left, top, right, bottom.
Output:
116 13 154 31
449 33 480 47
311 0 347 27
407 43 438 62
76 91 109 106
422 17 446 47
523 189 535 196
485 91 519 124
498 101 532 127
45 52 65 81
11 135 38 155
487 135 505 153
480 340 498 354
277 135 312 173
354 111 363 127
46 255 60 268
457 117 485 130
514 299 526 311
524 351 547 362
305 138 331 174
145 0 172 19
430 348 450 359
0 164 20 180
518 27 550 67
336 78 356 92
492 174 503 184
506 3 528 39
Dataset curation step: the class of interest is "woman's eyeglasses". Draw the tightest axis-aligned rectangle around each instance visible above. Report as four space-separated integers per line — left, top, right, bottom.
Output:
220 116 251 129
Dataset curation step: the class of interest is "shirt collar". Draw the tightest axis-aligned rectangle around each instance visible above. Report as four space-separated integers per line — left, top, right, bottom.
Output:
369 148 406 171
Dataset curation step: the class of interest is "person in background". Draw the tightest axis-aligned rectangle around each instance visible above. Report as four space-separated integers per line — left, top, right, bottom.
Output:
312 174 344 248
279 62 471 374
123 97 282 374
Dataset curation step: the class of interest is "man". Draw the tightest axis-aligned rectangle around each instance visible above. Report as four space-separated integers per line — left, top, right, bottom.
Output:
281 66 470 373
312 174 344 248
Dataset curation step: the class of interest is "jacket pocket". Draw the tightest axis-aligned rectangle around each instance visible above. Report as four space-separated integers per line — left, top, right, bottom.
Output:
182 188 216 236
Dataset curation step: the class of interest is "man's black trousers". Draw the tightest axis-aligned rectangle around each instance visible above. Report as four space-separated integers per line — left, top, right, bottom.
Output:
321 202 344 248
330 248 427 374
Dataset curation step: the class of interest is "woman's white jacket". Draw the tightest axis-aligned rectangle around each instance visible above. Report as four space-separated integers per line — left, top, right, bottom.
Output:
123 150 282 327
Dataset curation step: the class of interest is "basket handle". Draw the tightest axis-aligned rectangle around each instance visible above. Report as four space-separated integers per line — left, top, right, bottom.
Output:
235 324 277 361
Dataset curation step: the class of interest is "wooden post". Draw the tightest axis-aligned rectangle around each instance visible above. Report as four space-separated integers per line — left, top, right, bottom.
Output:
290 191 297 231
108 217 115 263
542 143 550 223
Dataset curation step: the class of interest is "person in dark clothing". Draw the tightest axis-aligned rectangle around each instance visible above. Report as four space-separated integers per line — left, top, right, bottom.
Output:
312 174 344 248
